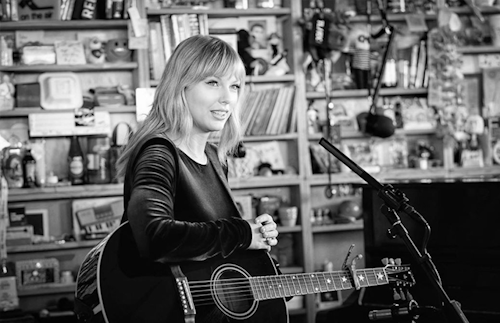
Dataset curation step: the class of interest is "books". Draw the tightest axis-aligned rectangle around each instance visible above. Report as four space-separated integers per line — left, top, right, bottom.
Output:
150 13 209 63
241 86 295 136
148 21 166 81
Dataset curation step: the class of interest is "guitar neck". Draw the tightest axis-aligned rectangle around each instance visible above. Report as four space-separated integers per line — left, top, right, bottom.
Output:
250 267 389 301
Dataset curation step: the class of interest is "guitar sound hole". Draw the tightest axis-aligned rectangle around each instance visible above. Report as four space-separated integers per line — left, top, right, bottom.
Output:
212 266 257 319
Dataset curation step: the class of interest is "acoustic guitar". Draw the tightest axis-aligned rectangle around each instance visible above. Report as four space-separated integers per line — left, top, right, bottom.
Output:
75 222 414 323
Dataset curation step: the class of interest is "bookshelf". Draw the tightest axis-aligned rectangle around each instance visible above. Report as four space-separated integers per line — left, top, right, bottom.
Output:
2 2 500 323
300 3 500 323
0 14 149 315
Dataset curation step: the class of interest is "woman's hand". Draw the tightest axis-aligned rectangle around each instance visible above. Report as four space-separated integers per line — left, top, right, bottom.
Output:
246 214 279 252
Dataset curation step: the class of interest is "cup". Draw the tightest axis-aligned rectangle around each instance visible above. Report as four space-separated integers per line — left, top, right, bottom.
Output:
278 206 298 227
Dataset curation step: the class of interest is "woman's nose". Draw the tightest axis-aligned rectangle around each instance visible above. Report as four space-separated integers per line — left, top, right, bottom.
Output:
219 87 232 104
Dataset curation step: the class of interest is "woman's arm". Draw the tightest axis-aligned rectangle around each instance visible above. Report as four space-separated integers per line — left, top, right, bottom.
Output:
126 142 252 263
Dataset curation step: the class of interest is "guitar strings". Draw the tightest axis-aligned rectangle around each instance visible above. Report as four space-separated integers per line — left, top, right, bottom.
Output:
188 270 390 294
185 269 402 307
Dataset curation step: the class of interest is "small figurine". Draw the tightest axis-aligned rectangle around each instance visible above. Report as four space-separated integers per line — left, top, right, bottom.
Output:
307 104 320 134
268 32 283 59
105 39 132 63
237 29 268 75
85 37 106 64
0 72 15 111
349 25 371 89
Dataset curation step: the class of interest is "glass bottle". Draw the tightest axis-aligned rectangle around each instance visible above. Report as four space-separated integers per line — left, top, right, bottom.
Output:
86 136 110 184
68 136 85 185
22 145 36 188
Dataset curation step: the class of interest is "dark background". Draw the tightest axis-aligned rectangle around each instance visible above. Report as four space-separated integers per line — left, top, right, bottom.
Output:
320 180 500 323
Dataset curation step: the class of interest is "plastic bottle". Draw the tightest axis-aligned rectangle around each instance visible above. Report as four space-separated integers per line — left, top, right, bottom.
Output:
22 145 36 188
68 136 85 185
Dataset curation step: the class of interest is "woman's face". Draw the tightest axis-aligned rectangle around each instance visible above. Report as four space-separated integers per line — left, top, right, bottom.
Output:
185 73 241 134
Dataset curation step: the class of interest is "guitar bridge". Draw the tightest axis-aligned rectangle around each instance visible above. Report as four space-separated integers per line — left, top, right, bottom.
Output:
171 265 196 322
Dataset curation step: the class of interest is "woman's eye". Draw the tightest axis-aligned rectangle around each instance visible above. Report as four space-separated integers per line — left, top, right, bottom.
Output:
207 80 219 87
231 84 241 90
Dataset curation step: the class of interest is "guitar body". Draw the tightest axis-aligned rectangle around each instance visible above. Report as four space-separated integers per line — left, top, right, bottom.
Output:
75 222 288 323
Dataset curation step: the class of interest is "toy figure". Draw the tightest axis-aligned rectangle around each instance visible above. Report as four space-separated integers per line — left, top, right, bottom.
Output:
85 37 106 64
237 29 268 75
105 39 132 63
300 4 352 91
250 23 268 49
268 32 282 59
0 72 15 110
349 25 371 89
307 104 319 134
266 33 290 76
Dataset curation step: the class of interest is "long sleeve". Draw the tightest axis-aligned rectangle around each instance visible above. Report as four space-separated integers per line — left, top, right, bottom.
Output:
125 139 252 264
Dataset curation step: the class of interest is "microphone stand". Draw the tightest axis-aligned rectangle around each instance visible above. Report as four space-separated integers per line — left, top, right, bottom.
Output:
318 138 469 323
368 1 395 114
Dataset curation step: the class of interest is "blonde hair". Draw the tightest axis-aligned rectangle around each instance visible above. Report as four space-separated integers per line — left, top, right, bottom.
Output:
116 35 246 178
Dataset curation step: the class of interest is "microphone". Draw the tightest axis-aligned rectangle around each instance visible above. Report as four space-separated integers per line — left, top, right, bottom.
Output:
365 112 396 138
356 112 396 139
369 305 413 321
368 300 438 321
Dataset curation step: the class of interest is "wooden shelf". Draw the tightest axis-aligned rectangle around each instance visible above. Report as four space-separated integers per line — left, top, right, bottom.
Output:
8 176 302 203
308 128 435 141
151 74 296 87
229 175 301 189
210 133 298 143
17 283 76 297
309 166 500 186
7 241 97 254
12 167 499 204
0 62 138 73
246 74 296 83
242 133 298 142
306 88 428 100
312 222 363 234
0 106 136 117
350 6 500 24
278 225 302 233
350 13 437 23
0 20 128 31
8 184 124 203
147 7 291 17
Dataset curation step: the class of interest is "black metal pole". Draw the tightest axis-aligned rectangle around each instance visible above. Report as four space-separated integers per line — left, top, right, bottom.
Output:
319 138 469 323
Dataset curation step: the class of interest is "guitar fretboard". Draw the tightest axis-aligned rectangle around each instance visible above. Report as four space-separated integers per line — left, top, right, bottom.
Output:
250 267 389 301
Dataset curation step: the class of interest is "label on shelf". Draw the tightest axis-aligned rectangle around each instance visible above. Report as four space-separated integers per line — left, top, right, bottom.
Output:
28 112 111 137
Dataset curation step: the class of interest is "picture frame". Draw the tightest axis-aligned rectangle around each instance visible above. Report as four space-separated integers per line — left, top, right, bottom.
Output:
54 40 86 65
25 209 49 239
15 258 60 289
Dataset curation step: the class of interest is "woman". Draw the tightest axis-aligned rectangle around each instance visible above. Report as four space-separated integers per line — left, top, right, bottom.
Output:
115 35 283 322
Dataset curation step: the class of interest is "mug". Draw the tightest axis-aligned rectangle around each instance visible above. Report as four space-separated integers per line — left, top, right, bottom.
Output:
278 206 298 226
